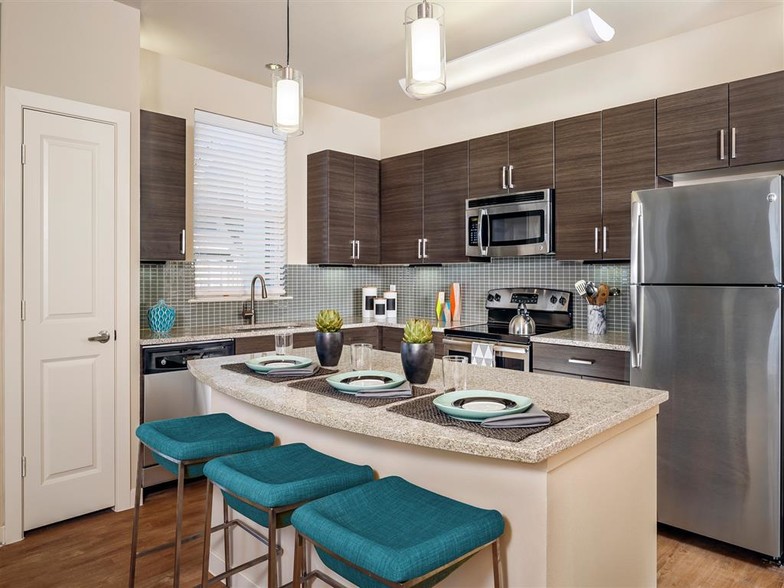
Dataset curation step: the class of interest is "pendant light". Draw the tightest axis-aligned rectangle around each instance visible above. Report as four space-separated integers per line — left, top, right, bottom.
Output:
267 0 303 136
404 0 446 97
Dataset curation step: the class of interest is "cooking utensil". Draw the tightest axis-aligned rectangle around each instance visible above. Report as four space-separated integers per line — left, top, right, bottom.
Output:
585 281 598 297
574 280 588 297
596 284 610 306
509 301 536 336
609 287 621 297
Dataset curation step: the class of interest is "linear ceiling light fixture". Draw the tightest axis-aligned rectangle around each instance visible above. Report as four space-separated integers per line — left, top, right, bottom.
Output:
400 4 614 99
404 0 447 97
267 0 303 136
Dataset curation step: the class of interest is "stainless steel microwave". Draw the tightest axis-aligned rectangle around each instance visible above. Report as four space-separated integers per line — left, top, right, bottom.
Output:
465 189 554 257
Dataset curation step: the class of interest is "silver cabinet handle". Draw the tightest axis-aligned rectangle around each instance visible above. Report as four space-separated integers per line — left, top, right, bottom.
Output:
88 330 111 344
422 238 428 259
179 229 185 255
417 238 422 259
594 227 599 254
603 226 607 254
719 129 725 160
568 358 595 365
356 240 360 260
350 240 356 260
731 127 737 159
508 165 515 189
501 165 508 190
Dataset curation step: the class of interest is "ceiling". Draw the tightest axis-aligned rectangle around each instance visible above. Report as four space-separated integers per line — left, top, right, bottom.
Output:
124 0 779 118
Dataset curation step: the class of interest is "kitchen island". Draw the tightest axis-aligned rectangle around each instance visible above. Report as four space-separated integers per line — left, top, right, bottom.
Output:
189 348 667 588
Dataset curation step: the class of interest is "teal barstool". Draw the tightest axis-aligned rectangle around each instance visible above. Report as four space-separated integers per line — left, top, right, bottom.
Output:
290 476 505 588
200 443 374 588
129 413 275 588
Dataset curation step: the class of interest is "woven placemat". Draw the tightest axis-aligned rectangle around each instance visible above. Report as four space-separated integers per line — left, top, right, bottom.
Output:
287 377 436 408
387 396 569 442
221 362 338 382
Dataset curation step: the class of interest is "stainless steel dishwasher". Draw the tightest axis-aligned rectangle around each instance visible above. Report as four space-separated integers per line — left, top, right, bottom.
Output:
141 339 235 487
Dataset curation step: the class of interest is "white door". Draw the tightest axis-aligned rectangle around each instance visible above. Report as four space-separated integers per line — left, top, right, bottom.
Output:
22 109 117 531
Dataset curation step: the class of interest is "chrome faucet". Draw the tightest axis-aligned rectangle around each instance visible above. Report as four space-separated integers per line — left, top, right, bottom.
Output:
242 274 268 324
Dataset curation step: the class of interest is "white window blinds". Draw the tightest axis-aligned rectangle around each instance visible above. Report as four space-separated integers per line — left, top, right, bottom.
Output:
193 110 286 297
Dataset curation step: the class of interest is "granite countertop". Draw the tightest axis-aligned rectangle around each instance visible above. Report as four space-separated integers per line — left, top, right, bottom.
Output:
141 315 462 346
188 348 666 464
531 328 630 352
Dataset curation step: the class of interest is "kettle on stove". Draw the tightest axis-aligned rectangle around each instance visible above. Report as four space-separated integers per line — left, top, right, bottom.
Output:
509 301 536 336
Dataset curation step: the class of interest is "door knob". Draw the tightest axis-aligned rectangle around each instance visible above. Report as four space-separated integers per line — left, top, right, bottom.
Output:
88 330 111 344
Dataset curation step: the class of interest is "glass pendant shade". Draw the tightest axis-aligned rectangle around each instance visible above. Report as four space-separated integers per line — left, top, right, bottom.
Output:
404 1 446 97
272 65 303 136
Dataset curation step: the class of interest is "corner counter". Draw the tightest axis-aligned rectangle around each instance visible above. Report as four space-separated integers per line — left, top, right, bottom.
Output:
531 328 630 352
190 348 666 588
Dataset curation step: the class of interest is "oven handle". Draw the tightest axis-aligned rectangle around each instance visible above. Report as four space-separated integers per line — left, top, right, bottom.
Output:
478 208 490 256
442 338 529 358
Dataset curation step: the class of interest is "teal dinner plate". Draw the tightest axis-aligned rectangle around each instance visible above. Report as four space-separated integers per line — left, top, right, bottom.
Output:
326 370 407 393
433 390 533 420
244 355 312 373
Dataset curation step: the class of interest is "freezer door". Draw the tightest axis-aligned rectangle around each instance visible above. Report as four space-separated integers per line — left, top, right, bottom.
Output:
631 175 781 285
630 285 782 557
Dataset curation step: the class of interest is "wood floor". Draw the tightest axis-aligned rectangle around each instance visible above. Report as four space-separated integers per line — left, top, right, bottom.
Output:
1 479 784 587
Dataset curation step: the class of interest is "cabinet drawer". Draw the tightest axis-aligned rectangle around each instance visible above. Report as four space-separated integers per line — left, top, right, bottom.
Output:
234 335 274 355
343 326 379 347
533 343 629 382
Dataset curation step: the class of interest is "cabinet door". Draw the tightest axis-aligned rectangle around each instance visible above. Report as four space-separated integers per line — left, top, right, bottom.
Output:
468 132 508 197
326 151 356 264
354 156 380 264
601 100 656 260
381 152 424 264
140 110 186 261
234 335 274 355
307 151 329 263
657 84 729 175
729 71 784 167
508 122 554 191
555 112 602 261
343 326 380 347
423 141 468 263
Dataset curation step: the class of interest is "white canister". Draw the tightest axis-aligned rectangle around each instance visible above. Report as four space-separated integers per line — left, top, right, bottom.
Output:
587 305 607 335
362 286 378 318
384 285 397 321
374 297 387 321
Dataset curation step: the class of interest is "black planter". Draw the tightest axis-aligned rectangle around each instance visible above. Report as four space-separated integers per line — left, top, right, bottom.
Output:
315 331 343 366
400 342 435 384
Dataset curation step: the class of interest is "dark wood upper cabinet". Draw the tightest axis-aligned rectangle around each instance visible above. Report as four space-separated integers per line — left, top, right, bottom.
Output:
307 150 379 264
555 112 603 261
656 84 729 176
381 152 424 264
423 141 469 263
468 132 508 198
601 100 657 260
729 71 784 167
508 122 554 192
140 110 186 261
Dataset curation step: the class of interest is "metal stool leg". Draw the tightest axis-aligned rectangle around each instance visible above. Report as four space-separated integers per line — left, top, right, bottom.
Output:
292 531 304 588
267 511 278 588
491 539 502 588
201 481 215 588
173 461 186 588
223 496 232 588
128 443 144 587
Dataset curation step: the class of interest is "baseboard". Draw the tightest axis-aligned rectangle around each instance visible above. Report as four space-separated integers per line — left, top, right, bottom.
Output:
210 551 263 588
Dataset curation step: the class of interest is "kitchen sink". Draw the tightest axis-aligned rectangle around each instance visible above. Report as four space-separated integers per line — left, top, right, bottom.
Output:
224 322 307 333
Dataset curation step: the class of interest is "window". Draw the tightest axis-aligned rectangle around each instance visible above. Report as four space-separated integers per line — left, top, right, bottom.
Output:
193 110 286 297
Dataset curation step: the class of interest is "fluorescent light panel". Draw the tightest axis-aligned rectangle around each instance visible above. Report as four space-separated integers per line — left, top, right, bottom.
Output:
400 9 615 99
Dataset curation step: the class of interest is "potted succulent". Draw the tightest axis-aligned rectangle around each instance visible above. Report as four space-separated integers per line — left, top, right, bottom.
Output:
315 309 344 366
400 318 435 384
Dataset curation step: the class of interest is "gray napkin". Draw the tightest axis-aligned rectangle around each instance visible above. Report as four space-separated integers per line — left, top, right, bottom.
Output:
356 381 412 399
480 404 551 428
264 364 319 377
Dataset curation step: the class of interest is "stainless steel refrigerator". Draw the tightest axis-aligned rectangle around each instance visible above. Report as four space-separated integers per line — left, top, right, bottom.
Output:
630 175 783 559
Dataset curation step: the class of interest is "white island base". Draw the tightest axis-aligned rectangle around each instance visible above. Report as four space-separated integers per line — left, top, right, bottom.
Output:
204 389 657 588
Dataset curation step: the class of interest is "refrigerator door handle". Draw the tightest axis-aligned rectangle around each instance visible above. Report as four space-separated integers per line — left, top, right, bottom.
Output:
630 197 643 285
630 284 643 369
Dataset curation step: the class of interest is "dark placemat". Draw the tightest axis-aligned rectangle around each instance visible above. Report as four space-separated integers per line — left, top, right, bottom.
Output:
287 377 436 408
221 361 338 382
387 396 569 442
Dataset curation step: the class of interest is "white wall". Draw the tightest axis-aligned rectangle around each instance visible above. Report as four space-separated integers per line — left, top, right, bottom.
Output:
381 5 784 157
140 50 381 266
0 0 140 536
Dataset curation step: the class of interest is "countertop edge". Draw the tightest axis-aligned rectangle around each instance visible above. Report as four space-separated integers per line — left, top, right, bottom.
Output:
531 328 631 352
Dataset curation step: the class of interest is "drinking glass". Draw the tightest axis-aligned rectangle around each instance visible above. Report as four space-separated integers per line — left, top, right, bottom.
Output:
275 331 293 355
442 355 468 392
351 343 373 371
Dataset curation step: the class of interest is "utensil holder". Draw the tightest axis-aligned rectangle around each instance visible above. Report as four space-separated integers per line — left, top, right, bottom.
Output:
587 305 607 335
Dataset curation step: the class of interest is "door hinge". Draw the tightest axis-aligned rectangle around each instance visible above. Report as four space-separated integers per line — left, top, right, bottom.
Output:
21 456 26 478
21 144 26 165
20 300 26 321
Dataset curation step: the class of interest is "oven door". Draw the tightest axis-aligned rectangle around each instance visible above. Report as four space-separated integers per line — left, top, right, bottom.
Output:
442 338 530 372
466 192 552 257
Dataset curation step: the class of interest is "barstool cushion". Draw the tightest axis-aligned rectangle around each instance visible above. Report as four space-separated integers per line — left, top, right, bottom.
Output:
136 413 275 477
203 443 374 528
291 476 504 586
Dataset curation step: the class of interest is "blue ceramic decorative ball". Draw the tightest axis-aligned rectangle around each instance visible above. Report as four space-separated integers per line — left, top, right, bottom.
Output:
148 299 176 334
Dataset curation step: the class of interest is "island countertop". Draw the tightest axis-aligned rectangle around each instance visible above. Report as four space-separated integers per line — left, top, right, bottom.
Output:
188 347 667 464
